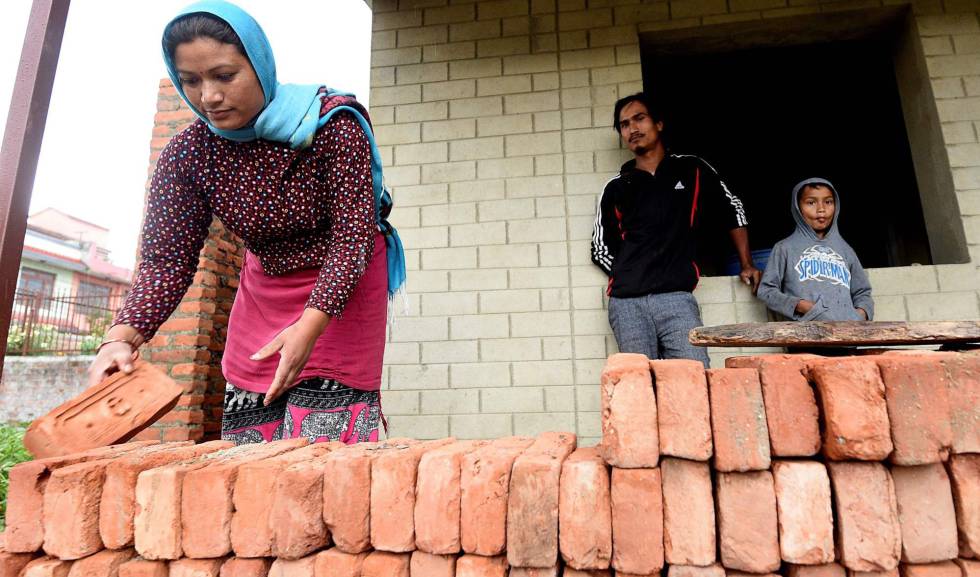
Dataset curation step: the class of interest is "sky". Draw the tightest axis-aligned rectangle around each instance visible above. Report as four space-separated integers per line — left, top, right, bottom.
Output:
0 0 372 269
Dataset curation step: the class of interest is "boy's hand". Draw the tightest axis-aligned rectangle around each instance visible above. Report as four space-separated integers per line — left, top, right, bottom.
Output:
739 265 762 294
796 299 815 315
855 307 868 320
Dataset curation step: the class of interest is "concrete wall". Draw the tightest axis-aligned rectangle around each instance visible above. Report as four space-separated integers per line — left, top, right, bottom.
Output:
0 356 92 423
368 0 980 444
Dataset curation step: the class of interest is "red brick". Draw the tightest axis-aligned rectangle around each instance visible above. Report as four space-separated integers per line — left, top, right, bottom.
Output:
508 568 559 577
506 432 577 568
414 441 486 555
21 558 71 577
321 445 378 554
219 559 269 577
558 447 612 571
5 442 156 553
322 440 415 554
667 564 725 577
460 437 534 556
726 569 780 577
876 358 953 465
788 565 847 577
941 355 980 454
900 562 962 577
660 457 715 565
773 461 835 564
828 462 901 571
118 560 167 577
230 443 335 558
562 570 611 577
169 559 226 577
371 439 453 553
716 471 780 573
954 559 980 577
725 353 822 369
360 552 409 577
408 551 455 577
810 358 893 461
1 553 39 577
269 444 348 559
736 356 821 457
161 427 203 442
65 549 135 577
182 438 309 558
130 429 161 442
313 549 367 577
707 368 771 472
100 441 227 549
455 555 508 577
948 454 980 558
610 467 663 575
651 359 712 461
268 556 315 577
134 440 304 560
848 570 899 577
599 354 660 468
42 457 118 559
892 463 959 563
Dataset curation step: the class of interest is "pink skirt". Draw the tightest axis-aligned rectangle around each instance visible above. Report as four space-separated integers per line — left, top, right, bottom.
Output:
222 231 388 394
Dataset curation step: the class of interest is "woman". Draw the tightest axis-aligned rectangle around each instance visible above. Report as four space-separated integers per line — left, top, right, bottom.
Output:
87 0 405 445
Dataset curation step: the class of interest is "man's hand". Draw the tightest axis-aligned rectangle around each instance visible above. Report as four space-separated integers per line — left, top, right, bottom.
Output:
739 264 762 294
251 308 330 406
855 307 868 320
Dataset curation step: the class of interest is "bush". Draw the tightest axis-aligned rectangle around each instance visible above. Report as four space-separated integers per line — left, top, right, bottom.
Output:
0 423 31 531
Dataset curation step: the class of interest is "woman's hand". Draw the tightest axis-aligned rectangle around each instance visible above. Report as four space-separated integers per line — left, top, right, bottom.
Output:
251 308 331 406
795 299 815 315
87 325 142 387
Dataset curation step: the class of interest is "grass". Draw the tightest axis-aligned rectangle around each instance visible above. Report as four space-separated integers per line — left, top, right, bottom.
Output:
0 423 31 532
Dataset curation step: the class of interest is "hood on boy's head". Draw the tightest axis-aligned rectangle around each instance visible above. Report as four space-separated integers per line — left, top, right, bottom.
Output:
791 177 840 241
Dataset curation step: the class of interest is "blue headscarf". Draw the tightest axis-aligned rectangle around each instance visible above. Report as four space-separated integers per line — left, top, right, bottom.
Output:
162 0 407 301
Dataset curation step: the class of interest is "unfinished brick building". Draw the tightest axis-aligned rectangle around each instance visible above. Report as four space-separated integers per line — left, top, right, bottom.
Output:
135 0 980 443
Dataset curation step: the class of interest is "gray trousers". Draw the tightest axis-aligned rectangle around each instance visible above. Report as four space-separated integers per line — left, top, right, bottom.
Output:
608 291 710 367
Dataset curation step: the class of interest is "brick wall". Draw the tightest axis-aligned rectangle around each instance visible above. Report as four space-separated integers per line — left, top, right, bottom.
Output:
369 0 980 444
134 80 244 443
3 351 977 575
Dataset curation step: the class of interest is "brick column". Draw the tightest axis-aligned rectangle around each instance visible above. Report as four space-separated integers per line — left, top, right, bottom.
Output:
133 79 243 442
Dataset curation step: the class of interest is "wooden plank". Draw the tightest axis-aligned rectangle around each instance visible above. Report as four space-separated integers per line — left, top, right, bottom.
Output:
690 321 980 347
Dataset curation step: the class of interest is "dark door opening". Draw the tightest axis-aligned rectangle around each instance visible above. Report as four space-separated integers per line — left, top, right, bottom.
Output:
644 36 933 275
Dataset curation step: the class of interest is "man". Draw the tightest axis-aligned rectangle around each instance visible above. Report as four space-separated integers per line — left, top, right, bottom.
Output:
591 92 761 367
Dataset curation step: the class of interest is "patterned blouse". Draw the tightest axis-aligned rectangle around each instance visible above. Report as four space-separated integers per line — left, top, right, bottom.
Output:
115 97 375 340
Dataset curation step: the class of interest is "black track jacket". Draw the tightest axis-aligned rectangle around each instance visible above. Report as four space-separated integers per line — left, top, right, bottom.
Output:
591 154 748 298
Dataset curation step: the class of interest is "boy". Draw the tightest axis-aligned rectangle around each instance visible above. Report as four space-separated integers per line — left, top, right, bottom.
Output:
757 178 874 321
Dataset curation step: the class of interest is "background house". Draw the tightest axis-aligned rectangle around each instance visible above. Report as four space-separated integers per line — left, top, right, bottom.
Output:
11 208 131 353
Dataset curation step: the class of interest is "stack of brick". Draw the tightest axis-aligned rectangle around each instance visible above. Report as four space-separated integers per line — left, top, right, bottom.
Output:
0 429 588 577
596 350 979 577
1 350 977 577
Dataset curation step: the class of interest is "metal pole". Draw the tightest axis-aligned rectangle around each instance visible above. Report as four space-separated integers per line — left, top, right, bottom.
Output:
0 0 71 373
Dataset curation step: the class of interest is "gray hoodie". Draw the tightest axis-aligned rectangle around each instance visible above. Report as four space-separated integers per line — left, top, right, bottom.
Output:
757 178 874 321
